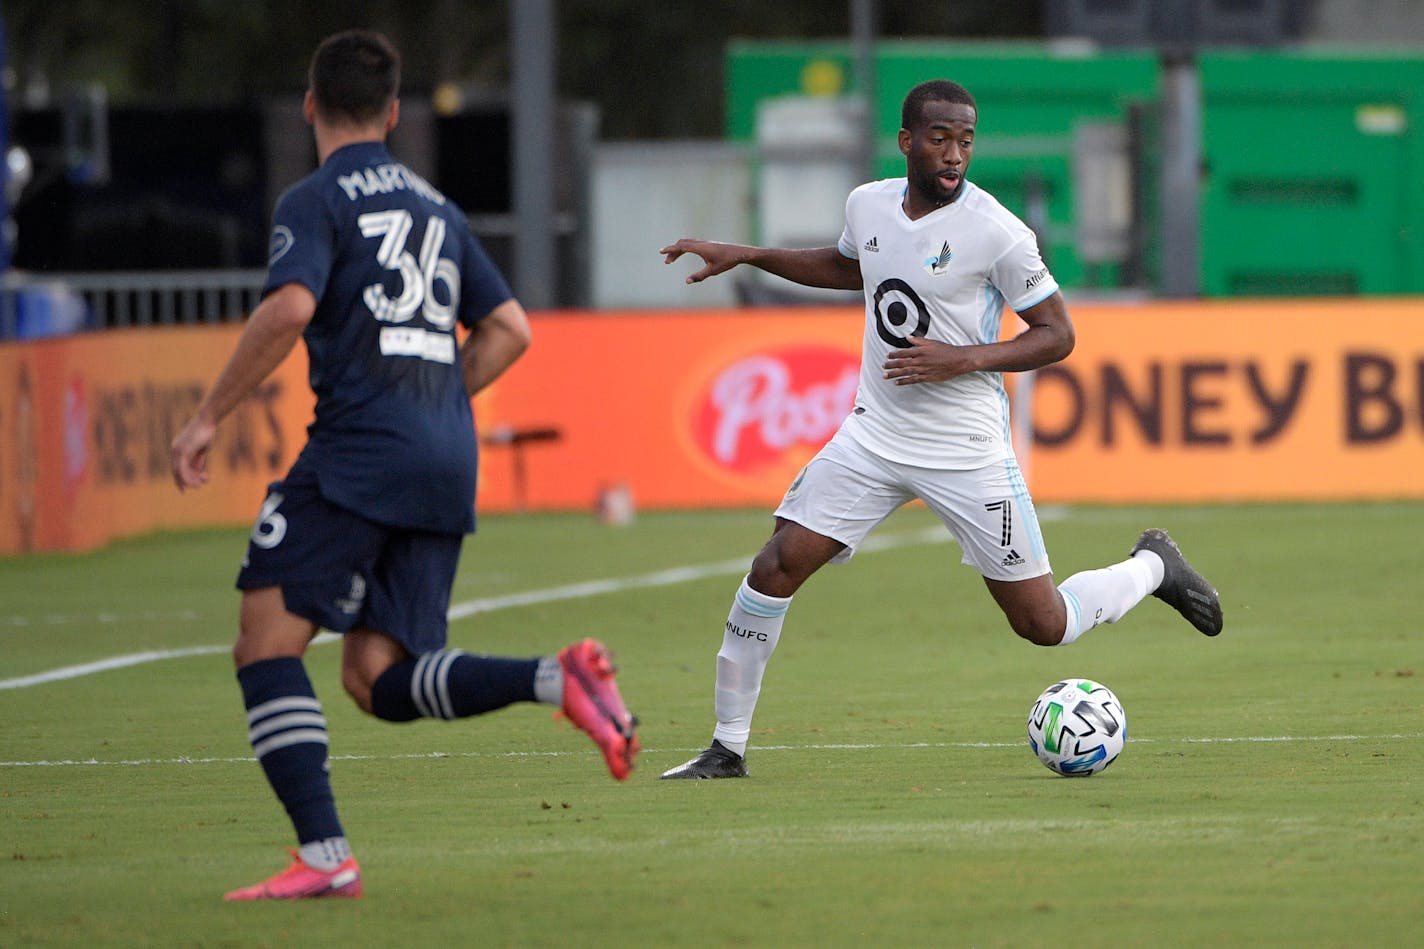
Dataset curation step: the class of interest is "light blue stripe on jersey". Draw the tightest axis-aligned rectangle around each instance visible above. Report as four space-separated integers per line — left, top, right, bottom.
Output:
1016 282 1058 311
735 585 790 618
986 275 1045 563
978 284 1005 346
978 284 1016 459
994 376 1013 456
1002 455 1047 561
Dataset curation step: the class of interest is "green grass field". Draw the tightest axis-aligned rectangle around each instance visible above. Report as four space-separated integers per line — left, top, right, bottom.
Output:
2 502 1421 947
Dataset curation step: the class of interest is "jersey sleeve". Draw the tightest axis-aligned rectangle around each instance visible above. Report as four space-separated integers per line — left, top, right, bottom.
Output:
263 183 334 301
836 187 861 261
990 232 1059 312
456 227 515 329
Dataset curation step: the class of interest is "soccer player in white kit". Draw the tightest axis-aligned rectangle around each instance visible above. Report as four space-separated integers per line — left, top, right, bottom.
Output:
659 79 1223 779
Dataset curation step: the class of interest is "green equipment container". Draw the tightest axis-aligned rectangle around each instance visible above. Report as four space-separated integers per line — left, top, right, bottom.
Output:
1198 51 1424 296
728 42 1424 297
727 41 1158 291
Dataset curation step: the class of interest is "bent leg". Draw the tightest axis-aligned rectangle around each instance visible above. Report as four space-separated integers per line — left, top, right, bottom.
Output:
984 573 1069 646
349 629 552 721
1055 555 1158 641
340 525 554 720
985 550 1160 647
746 518 847 597
352 631 636 780
342 628 413 715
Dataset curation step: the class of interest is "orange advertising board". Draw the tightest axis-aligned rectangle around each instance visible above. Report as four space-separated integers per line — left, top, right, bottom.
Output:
1023 298 1424 502
5 299 1424 555
0 325 313 554
473 309 864 512
474 299 1424 511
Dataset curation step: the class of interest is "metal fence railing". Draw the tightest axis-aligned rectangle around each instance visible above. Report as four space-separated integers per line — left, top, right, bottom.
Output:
2 269 267 338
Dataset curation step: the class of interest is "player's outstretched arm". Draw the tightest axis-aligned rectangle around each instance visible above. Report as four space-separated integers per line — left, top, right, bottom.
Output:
661 239 862 291
170 283 316 491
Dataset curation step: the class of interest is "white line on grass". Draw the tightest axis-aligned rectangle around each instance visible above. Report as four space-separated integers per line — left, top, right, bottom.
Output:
0 525 955 691
3 609 202 627
2 733 1420 769
0 646 231 690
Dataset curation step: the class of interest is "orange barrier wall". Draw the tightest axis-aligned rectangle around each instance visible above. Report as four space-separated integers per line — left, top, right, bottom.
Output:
5 299 1424 554
1022 298 1424 503
0 326 313 554
475 299 1424 510
474 309 864 512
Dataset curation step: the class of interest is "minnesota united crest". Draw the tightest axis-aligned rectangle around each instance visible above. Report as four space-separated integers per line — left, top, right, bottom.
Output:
923 241 953 275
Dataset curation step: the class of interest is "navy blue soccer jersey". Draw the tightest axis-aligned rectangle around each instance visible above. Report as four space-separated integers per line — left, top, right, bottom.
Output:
264 141 512 534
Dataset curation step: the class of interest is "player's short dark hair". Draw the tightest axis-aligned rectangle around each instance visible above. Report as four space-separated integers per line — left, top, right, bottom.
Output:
309 29 401 126
901 80 977 131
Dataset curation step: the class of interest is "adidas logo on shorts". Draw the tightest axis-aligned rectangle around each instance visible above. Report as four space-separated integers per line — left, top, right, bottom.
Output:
1001 549 1026 567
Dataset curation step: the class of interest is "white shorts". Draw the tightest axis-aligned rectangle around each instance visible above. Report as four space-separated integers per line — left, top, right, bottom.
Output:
773 428 1053 581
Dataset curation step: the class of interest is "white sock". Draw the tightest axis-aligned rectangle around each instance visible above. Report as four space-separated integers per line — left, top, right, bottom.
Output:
1056 554 1158 645
1132 548 1166 590
711 576 791 756
533 655 563 706
299 836 352 871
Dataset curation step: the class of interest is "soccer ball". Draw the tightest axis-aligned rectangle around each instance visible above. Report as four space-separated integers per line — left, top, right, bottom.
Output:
1026 678 1127 777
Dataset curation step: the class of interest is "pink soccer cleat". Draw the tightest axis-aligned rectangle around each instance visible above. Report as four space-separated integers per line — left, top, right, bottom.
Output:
557 638 640 780
223 851 363 901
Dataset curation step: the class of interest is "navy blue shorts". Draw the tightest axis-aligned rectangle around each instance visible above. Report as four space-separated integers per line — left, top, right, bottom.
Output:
236 465 464 655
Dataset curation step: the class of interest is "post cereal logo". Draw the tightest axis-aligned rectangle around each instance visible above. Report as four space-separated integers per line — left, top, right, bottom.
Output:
689 345 859 476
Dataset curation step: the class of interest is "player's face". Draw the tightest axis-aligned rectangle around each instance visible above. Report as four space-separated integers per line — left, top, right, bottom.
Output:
899 100 976 209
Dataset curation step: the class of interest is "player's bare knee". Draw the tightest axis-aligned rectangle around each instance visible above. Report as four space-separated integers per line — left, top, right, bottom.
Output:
341 666 375 715
748 555 809 600
232 635 266 669
1010 613 1065 647
746 561 784 596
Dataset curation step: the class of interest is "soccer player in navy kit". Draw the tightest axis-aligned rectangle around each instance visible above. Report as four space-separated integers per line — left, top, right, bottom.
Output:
659 79 1221 780
170 30 638 899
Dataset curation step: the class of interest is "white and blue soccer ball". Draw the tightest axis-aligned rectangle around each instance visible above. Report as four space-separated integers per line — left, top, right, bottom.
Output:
1027 678 1127 777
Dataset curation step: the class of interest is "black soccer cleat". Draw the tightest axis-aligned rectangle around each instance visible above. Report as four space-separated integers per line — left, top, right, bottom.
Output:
659 739 749 779
1131 528 1224 637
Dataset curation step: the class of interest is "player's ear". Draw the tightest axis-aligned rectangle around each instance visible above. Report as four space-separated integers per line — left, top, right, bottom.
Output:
385 99 400 134
302 90 316 126
898 128 911 156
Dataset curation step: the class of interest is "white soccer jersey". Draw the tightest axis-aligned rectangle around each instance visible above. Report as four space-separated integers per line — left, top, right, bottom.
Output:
836 178 1059 469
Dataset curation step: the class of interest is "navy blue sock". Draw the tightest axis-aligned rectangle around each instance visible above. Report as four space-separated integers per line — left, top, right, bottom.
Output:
236 657 344 845
371 649 540 722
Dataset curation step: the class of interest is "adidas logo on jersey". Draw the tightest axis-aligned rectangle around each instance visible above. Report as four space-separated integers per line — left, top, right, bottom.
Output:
863 236 880 253
1001 549 1026 567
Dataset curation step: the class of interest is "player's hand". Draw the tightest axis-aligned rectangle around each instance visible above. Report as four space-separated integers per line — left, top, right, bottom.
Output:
882 335 976 385
660 239 744 284
170 415 217 492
